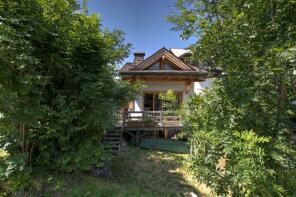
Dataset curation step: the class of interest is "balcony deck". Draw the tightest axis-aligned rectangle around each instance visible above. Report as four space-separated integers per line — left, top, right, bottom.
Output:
109 111 182 146
122 111 182 130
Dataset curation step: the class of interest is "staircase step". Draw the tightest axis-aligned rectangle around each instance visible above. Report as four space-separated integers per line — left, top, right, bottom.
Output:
109 129 122 132
103 127 123 153
105 136 121 139
105 141 120 144
109 132 121 135
104 138 121 141
106 133 121 136
106 131 121 134
104 143 120 147
104 147 120 151
104 146 120 150
104 140 120 143
104 145 120 149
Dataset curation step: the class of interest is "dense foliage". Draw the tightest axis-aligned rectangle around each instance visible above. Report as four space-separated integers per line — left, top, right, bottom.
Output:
0 0 138 194
169 0 296 196
159 89 177 113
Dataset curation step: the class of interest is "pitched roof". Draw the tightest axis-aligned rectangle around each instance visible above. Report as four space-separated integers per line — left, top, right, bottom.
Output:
132 48 195 71
119 47 208 78
120 63 135 72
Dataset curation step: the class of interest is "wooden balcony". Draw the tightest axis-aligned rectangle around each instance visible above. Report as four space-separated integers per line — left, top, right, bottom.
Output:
122 111 182 130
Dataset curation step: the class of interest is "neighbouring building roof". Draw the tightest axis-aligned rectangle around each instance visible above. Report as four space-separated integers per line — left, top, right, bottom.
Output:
170 48 192 58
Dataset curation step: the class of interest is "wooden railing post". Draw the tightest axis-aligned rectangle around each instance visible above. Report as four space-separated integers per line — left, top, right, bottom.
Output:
160 111 163 127
121 110 182 129
142 111 145 127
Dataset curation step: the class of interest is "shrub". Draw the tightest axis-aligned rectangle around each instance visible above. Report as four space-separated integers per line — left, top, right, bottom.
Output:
159 89 179 116
169 0 296 195
184 82 296 196
0 0 138 174
0 152 30 193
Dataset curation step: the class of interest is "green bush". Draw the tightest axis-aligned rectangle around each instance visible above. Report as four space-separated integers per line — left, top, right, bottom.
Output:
184 83 296 196
0 0 138 175
159 89 178 112
0 145 30 196
169 0 296 195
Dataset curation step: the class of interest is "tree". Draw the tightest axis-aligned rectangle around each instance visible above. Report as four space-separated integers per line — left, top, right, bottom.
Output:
159 89 177 113
0 0 138 178
169 0 296 195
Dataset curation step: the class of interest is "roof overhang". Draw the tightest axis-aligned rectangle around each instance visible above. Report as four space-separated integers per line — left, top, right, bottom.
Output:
120 70 209 81
120 70 207 76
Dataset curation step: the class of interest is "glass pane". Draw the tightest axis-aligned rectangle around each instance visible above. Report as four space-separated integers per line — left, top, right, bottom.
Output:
144 94 153 111
163 64 174 70
147 62 160 70
154 94 162 111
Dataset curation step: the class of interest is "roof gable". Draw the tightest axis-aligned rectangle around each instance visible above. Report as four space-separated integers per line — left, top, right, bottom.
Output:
132 48 195 71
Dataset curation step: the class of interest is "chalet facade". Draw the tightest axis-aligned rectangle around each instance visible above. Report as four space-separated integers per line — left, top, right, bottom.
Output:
120 47 212 113
103 48 214 151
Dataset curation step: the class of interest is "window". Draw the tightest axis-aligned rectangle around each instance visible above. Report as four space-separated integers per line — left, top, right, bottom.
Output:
163 64 174 70
143 92 183 111
147 62 160 70
144 93 154 111
143 93 162 111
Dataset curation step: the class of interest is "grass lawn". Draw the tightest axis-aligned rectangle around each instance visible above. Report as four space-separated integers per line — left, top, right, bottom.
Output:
27 146 211 197
139 138 190 153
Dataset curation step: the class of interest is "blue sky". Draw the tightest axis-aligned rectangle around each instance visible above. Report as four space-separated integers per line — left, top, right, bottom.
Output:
84 0 196 65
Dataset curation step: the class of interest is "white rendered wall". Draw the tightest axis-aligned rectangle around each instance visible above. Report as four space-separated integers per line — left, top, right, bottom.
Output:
143 81 185 93
193 79 213 94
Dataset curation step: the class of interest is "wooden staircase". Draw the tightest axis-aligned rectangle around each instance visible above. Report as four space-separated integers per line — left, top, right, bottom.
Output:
103 128 123 153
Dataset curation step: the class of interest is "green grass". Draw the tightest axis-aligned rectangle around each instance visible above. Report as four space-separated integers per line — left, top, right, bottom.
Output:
64 176 147 197
139 138 190 153
108 146 210 196
26 146 211 197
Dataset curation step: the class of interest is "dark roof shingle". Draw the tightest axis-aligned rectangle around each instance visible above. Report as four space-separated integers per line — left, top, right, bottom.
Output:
120 63 136 72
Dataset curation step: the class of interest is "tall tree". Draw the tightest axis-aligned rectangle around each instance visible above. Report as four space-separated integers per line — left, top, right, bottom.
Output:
169 0 296 195
0 0 138 173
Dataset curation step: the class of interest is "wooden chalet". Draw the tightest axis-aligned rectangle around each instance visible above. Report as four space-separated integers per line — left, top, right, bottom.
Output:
104 48 213 152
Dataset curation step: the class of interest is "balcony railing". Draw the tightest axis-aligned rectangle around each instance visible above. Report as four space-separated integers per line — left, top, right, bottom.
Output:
122 111 181 128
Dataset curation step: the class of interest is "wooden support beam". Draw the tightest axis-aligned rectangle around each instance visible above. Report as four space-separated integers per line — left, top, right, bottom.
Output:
160 56 164 70
185 80 192 95
140 132 146 138
136 131 140 146
126 131 136 138
164 128 169 139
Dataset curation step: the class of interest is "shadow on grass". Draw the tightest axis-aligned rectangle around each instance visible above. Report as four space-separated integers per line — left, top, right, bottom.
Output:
107 146 209 196
26 146 210 197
